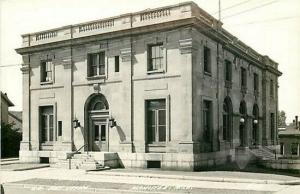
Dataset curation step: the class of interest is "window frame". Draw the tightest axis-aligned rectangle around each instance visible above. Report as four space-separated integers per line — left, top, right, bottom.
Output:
254 73 259 92
291 143 299 156
40 106 55 143
114 55 120 73
147 43 165 74
270 79 274 98
40 60 54 84
240 67 247 89
224 60 232 82
146 99 166 143
87 51 106 79
203 46 211 75
203 100 213 143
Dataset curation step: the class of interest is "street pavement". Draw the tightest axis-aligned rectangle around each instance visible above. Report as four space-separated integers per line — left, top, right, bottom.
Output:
0 167 299 194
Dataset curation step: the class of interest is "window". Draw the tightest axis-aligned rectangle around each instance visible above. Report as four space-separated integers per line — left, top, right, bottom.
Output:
40 106 54 143
280 143 284 155
115 56 120 72
41 60 53 83
58 121 62 137
148 43 163 71
291 143 299 155
254 73 259 92
270 113 275 141
203 100 212 142
224 60 232 82
270 79 274 97
146 99 166 143
204 46 211 74
87 52 105 77
241 67 247 88
223 99 232 141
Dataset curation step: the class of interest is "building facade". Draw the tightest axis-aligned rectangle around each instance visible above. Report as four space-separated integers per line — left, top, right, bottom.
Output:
16 2 281 170
0 91 14 124
279 116 300 158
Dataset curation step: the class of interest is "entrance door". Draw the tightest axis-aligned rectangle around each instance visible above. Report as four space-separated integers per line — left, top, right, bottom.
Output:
92 122 107 151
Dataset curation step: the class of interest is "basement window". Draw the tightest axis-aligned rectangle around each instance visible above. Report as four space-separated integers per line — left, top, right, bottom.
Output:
40 157 49 164
147 160 161 168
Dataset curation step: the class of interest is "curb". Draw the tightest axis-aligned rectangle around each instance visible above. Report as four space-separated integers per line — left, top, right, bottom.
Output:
87 171 300 185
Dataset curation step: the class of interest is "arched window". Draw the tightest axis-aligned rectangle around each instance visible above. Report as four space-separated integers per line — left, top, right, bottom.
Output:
87 94 109 111
223 97 232 141
93 101 106 110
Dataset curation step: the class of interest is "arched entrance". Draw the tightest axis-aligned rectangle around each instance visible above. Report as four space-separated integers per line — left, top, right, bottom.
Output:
223 97 233 144
252 104 259 146
239 101 247 147
85 94 109 151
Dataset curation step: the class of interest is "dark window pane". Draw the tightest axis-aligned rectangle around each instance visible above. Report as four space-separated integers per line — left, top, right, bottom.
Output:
158 110 166 125
115 56 119 72
58 121 62 136
101 125 106 141
94 125 99 141
158 126 166 142
147 126 155 143
204 47 211 73
148 110 156 125
49 115 53 141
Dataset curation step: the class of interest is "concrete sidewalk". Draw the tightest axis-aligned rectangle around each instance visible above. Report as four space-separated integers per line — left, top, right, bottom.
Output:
1 168 299 193
87 169 300 185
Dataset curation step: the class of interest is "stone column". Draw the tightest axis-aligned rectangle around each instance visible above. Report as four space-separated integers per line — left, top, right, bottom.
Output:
20 55 31 151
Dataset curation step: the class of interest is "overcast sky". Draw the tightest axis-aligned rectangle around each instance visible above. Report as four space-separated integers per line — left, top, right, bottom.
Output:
0 0 299 123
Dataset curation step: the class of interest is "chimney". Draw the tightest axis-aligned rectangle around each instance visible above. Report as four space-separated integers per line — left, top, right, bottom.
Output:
296 116 299 129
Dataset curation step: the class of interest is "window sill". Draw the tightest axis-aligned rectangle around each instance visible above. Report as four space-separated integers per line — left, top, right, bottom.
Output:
41 142 54 146
40 81 53 85
147 69 165 74
147 142 166 146
204 71 212 76
87 75 106 80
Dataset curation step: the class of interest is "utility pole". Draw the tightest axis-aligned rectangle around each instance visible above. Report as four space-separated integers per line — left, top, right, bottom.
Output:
219 0 221 21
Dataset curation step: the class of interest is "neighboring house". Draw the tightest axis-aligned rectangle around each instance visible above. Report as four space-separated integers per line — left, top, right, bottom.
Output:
16 2 281 170
279 116 300 158
8 111 22 132
0 91 14 124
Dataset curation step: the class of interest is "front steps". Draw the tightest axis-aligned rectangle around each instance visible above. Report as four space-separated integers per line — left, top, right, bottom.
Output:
52 152 119 171
250 147 276 161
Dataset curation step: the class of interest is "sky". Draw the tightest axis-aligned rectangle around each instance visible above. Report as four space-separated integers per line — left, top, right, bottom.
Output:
0 0 299 123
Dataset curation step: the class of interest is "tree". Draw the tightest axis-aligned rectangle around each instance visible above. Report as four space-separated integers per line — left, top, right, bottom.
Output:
1 122 22 158
278 110 287 127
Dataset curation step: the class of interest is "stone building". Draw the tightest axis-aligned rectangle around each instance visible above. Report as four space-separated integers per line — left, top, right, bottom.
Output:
0 91 14 124
16 2 281 170
278 116 300 157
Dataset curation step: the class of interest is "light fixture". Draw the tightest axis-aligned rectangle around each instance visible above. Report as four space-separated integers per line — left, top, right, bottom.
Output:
240 118 245 123
253 119 258 124
109 117 116 128
73 119 80 128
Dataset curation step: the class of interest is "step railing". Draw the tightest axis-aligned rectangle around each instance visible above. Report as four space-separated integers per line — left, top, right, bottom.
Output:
66 144 89 169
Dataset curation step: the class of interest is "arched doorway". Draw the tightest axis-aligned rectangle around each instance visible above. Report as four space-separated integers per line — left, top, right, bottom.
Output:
252 104 259 146
223 97 233 144
85 94 109 151
239 101 247 147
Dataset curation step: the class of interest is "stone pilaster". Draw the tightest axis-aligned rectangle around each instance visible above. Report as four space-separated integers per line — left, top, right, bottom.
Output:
120 46 133 152
20 57 31 151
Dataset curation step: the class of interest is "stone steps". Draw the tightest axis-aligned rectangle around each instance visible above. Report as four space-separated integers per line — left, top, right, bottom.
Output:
53 153 107 171
250 148 275 160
